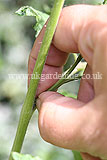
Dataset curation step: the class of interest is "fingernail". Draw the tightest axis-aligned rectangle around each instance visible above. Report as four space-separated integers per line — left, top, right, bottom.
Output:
36 98 41 112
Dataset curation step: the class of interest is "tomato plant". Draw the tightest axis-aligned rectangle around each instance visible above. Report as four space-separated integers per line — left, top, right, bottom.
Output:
9 0 107 160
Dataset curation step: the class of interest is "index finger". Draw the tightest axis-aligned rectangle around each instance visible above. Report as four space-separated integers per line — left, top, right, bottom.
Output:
53 4 107 65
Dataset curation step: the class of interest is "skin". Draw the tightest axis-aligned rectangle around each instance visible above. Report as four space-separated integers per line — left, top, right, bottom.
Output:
28 5 107 160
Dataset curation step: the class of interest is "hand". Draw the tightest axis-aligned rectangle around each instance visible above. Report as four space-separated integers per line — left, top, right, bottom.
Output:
28 5 107 160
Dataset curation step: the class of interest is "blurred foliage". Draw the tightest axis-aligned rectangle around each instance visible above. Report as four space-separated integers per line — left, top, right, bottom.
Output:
0 0 104 160
12 152 42 160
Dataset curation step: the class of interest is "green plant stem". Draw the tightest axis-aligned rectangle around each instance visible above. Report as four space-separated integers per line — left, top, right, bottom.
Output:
103 0 107 4
9 1 65 160
64 76 82 83
49 54 82 91
72 150 83 160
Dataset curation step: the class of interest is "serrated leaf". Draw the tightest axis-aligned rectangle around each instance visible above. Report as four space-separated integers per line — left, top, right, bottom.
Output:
12 152 42 160
15 6 49 37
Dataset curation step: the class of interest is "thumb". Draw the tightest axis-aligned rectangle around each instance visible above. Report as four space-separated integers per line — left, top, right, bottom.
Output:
36 91 99 153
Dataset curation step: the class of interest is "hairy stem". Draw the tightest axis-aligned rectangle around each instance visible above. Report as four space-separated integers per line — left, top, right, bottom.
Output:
9 0 65 160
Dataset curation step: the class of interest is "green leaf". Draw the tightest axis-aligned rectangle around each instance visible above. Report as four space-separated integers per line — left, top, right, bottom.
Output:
99 0 107 4
103 0 107 4
58 90 77 99
15 6 49 37
12 152 42 160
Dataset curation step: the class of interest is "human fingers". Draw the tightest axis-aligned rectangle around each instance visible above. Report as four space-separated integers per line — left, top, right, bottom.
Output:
78 65 95 159
81 153 101 160
37 91 107 159
29 5 107 95
78 65 94 103
37 5 107 159
28 23 68 95
53 5 107 96
53 5 107 66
